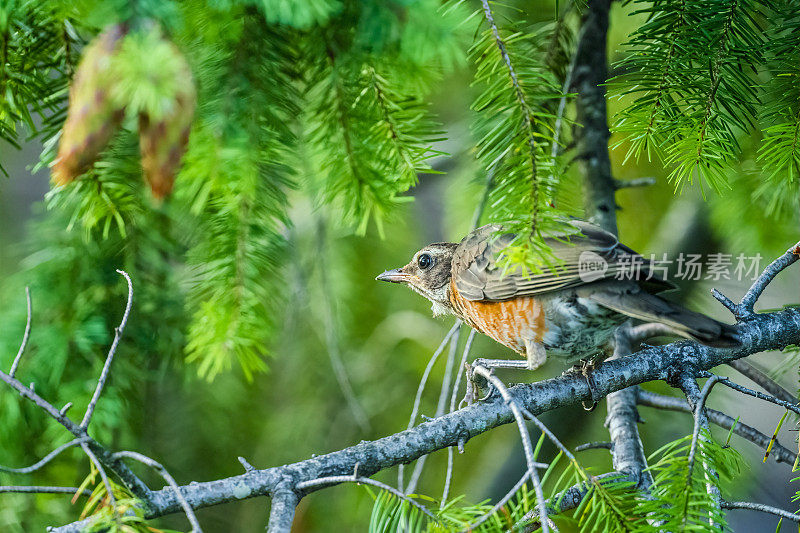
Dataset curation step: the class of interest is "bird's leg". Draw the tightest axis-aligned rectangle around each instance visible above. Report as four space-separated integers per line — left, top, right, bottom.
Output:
524 339 547 371
460 344 546 406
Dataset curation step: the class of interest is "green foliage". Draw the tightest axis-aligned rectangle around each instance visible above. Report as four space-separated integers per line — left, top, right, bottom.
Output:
0 0 79 173
642 431 743 531
78 464 182 533
304 50 442 235
754 0 800 218
611 0 766 192
465 0 575 272
367 431 745 533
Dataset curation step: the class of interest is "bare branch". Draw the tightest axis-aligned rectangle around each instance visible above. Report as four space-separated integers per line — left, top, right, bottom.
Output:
0 485 92 497
677 375 722 525
0 368 150 498
405 323 462 494
266 488 299 533
739 241 800 316
81 270 133 429
81 443 116 509
575 441 613 452
726 359 796 405
613 177 657 190
605 324 652 490
0 437 90 474
49 303 800 532
441 328 476 506
9 286 32 378
516 472 633 531
472 365 549 533
638 389 797 465
296 472 438 523
709 374 800 417
114 451 202 533
713 241 800 319
398 321 460 490
721 500 800 523
711 288 738 315
238 457 256 473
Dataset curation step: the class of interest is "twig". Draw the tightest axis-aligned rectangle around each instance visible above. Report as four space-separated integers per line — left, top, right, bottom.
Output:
266 488 299 533
721 500 800 523
726 359 796 405
238 457 256 473
463 470 531 531
678 375 722 526
471 365 549 533
81 443 116 509
441 329 476 506
114 451 202 533
575 441 613 452
515 472 632 531
405 324 462 494
739 241 800 316
708 374 800 417
9 286 32 378
711 288 738 315
613 177 657 190
398 321 460 490
0 437 90 474
296 474 438 523
713 240 800 319
80 270 133 429
637 389 797 465
0 485 92 497
681 375 721 477
0 368 149 497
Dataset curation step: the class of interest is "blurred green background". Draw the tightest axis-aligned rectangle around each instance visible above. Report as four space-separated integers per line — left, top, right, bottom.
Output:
1 0 799 531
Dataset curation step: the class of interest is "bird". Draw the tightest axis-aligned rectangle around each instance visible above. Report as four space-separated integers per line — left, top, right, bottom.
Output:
375 220 739 374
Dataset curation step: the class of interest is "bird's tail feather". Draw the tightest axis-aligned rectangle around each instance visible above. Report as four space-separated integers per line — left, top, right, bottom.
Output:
589 287 740 348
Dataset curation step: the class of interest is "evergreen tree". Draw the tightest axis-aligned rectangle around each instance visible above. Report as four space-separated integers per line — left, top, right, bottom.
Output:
0 0 798 531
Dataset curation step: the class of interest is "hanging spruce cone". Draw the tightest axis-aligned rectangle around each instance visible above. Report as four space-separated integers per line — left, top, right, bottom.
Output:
52 25 127 186
138 41 196 201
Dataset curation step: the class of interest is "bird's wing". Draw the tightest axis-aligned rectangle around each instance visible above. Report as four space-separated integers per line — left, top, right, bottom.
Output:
451 220 673 302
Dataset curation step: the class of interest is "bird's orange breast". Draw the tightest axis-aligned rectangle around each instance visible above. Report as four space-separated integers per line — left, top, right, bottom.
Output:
449 279 546 356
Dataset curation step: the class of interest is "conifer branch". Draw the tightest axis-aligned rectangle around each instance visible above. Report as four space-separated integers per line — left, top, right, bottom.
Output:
47 300 800 531
479 0 540 235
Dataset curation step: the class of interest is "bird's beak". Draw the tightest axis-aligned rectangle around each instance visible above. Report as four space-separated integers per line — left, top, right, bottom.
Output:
375 268 410 283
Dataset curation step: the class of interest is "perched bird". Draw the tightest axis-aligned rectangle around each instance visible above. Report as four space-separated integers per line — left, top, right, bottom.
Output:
376 221 738 372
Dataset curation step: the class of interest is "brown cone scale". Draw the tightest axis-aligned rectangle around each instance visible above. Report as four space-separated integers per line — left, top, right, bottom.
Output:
138 42 196 201
52 25 127 185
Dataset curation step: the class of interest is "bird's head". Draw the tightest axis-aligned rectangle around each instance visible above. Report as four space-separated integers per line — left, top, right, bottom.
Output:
375 242 457 316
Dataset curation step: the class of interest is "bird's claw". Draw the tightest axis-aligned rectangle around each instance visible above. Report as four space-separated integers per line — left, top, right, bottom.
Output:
460 361 492 407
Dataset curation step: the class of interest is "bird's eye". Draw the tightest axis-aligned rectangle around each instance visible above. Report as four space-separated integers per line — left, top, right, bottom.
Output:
418 253 433 270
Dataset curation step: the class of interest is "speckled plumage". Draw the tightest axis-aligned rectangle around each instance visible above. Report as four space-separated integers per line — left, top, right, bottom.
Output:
376 221 739 370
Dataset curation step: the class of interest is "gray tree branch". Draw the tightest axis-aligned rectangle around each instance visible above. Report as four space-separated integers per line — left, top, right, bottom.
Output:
48 300 800 532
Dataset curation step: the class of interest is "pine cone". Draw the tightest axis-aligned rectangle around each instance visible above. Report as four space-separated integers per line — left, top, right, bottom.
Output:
138 42 196 201
52 25 127 185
